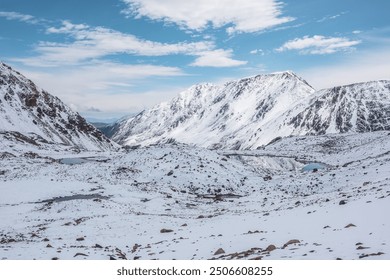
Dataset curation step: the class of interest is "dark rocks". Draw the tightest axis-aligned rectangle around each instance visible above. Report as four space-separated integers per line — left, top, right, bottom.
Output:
339 200 347 205
263 175 272 181
76 237 85 241
282 239 300 249
359 252 384 259
214 248 225 255
74 253 88 258
160 229 174 233
265 245 276 252
345 223 356 228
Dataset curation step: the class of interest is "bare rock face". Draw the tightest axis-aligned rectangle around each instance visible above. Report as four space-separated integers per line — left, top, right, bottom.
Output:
0 62 117 151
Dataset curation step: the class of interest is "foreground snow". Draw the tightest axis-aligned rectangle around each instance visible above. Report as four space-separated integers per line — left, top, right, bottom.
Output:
1 132 389 260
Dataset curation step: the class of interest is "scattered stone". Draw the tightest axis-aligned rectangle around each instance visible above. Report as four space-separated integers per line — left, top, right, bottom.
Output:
167 171 174 176
263 176 272 181
214 248 225 255
109 256 116 260
359 252 384 259
345 223 356 228
42 238 50 242
160 229 173 233
74 253 88 258
181 223 188 227
357 246 370 250
282 239 300 249
46 244 52 248
51 257 59 260
339 200 347 205
93 244 103 249
76 237 85 241
132 244 141 253
265 245 276 252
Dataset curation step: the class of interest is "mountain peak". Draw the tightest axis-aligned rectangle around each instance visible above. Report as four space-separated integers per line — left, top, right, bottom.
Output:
112 70 316 149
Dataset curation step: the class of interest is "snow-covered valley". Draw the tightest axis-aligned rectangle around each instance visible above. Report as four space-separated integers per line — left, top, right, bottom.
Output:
1 132 389 260
1 62 389 260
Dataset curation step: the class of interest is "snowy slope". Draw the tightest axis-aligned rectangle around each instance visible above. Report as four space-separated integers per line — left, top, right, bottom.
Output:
0 62 117 152
288 81 390 135
112 71 315 149
1 131 389 260
112 74 390 150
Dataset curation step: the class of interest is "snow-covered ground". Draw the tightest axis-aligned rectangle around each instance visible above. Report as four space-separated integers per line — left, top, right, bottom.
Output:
1 132 389 260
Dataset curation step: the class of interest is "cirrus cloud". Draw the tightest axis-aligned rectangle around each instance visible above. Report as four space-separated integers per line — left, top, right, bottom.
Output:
276 35 361 54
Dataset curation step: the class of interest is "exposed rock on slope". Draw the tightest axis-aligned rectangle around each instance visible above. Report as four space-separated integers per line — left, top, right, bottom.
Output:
112 72 390 149
113 71 315 149
0 62 116 151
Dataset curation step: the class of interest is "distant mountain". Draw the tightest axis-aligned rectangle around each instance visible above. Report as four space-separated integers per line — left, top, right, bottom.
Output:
287 81 390 135
112 72 390 150
0 62 117 151
90 114 137 139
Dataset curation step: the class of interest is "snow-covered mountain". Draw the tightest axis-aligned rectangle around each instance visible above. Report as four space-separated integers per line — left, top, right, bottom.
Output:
112 73 390 149
0 62 116 152
112 71 316 149
288 81 390 135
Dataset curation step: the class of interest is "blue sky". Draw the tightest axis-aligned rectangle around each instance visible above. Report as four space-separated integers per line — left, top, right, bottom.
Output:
1 0 389 120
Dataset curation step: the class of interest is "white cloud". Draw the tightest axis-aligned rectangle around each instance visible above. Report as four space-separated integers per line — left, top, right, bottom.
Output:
121 0 294 34
20 61 186 116
14 20 244 68
0 11 40 24
276 35 361 54
300 48 390 89
190 49 247 67
250 49 265 55
15 21 214 67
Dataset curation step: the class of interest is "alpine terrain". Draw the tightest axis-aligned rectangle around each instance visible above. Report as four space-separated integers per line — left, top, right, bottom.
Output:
1 62 389 260
0 62 116 153
112 73 390 150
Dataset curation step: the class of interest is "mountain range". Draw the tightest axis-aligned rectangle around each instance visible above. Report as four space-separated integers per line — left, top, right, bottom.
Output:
111 71 390 149
1 61 389 152
1 62 389 261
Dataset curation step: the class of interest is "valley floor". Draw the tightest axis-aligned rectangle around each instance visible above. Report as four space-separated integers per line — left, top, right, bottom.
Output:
1 132 389 260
